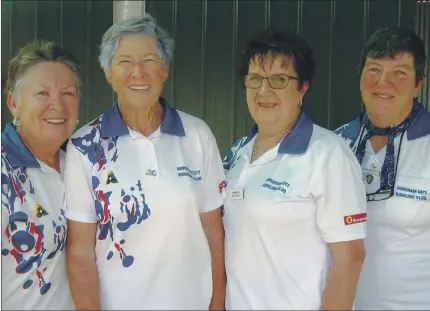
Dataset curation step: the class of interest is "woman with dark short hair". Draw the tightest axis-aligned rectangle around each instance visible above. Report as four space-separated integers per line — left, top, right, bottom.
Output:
336 27 430 310
222 28 367 310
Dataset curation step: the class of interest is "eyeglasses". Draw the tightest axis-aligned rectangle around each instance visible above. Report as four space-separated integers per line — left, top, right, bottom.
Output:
244 74 299 89
366 188 394 202
356 129 405 202
115 58 162 72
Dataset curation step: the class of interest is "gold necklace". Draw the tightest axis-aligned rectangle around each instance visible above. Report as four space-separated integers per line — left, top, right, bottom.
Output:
251 129 291 156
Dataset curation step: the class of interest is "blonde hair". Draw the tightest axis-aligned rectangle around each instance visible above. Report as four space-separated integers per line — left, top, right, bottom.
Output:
5 40 81 100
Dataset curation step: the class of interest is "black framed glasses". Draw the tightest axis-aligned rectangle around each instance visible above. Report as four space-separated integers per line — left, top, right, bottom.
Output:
244 74 299 89
366 188 394 202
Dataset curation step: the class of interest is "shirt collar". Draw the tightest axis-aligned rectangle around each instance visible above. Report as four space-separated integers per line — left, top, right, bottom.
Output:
245 111 314 155
1 123 40 168
100 97 186 138
339 101 430 141
336 116 362 141
407 102 430 140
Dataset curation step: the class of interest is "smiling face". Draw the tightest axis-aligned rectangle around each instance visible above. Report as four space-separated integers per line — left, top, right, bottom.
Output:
360 53 422 126
105 35 168 110
246 55 308 131
7 61 79 148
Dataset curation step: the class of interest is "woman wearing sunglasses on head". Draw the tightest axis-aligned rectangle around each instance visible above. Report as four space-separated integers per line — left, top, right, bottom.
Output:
336 27 430 310
222 27 367 310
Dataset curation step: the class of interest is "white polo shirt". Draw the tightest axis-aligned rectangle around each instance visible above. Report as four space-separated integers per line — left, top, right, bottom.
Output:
1 124 74 310
222 112 367 310
64 98 225 310
336 103 430 310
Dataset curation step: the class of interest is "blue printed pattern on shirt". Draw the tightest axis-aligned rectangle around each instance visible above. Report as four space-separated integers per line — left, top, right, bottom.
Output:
71 116 151 268
1 150 66 295
334 120 360 150
223 137 250 172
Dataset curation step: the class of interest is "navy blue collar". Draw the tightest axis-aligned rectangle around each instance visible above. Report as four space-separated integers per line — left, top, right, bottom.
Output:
407 102 430 140
1 123 40 168
336 117 362 141
245 111 314 155
340 101 430 141
100 97 186 138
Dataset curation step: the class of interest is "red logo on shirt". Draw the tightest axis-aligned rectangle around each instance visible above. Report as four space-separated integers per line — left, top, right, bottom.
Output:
344 213 367 225
219 181 227 193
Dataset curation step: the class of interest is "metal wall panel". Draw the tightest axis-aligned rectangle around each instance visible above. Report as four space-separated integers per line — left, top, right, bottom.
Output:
416 1 430 109
147 0 420 153
2 0 425 155
1 0 114 129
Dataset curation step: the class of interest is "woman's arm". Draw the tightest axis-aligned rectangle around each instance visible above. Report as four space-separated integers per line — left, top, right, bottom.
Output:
67 220 101 310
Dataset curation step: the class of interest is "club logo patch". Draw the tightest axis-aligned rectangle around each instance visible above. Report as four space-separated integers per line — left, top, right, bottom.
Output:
34 204 49 218
145 169 157 176
106 170 119 185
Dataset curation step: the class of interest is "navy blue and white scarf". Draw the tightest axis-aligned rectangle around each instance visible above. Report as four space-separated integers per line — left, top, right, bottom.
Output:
355 100 421 190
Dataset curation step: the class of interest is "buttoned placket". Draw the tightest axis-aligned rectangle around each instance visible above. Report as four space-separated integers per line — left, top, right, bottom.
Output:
232 138 281 198
129 128 161 181
31 161 65 273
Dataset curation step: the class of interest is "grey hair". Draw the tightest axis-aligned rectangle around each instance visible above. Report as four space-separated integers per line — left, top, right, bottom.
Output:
5 40 81 101
99 14 174 72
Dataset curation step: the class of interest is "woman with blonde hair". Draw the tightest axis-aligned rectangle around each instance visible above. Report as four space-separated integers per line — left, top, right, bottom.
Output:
2 40 80 310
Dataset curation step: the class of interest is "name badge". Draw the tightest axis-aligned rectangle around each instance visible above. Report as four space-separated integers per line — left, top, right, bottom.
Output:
230 189 244 200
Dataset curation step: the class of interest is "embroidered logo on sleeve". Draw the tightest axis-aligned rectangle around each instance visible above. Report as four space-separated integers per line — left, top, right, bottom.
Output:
343 213 367 225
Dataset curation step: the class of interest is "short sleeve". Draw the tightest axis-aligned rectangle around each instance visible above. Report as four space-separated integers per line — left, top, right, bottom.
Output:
64 141 97 223
199 131 226 213
312 145 367 243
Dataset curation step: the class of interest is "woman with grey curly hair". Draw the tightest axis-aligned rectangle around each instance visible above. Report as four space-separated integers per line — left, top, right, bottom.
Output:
64 14 226 310
1 40 80 310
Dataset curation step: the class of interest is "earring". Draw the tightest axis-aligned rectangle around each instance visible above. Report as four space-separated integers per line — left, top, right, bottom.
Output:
13 117 21 127
298 100 303 107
